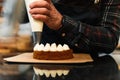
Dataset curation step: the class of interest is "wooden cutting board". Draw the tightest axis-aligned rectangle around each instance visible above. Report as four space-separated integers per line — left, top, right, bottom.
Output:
4 52 93 64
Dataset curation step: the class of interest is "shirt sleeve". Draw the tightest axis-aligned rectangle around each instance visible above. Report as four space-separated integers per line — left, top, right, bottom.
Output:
57 0 120 54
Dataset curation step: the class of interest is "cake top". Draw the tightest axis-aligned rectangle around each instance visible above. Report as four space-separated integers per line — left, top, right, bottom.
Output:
34 43 70 51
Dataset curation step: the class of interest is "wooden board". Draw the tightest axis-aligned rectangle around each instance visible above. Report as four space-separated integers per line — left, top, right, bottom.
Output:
4 53 93 64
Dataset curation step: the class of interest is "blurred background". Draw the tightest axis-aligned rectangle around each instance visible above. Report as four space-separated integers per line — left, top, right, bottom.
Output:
0 0 33 58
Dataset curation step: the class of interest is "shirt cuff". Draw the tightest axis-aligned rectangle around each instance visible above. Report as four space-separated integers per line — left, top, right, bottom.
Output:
57 15 79 35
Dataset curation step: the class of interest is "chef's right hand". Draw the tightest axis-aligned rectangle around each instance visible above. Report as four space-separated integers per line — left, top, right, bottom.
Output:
29 0 63 30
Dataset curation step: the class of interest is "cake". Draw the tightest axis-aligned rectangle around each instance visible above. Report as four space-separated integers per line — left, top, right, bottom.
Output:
33 43 73 60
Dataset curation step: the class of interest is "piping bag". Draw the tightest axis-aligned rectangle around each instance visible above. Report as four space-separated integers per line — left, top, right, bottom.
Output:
24 0 43 45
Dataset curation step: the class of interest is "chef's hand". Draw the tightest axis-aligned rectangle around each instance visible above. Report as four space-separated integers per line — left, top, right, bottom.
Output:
29 0 63 30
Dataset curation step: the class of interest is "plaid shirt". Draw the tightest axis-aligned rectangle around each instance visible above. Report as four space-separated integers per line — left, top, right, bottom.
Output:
41 0 120 54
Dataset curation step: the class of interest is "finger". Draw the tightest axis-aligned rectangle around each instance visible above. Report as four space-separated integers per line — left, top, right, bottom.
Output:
31 14 49 22
44 0 51 3
29 0 50 10
29 8 50 15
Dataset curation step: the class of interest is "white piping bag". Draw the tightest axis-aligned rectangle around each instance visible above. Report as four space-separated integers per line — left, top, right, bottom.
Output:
24 0 43 45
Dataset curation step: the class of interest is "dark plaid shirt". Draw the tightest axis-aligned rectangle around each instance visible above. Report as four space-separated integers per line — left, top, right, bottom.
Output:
41 0 120 54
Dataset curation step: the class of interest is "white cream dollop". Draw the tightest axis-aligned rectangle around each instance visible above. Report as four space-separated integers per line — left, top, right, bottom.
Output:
50 43 57 52
34 43 40 51
43 43 50 51
63 44 70 50
57 44 64 51
38 44 44 51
